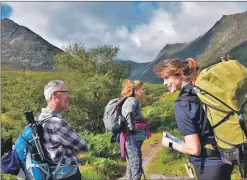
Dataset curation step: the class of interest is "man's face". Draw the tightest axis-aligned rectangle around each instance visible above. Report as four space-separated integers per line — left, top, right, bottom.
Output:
54 84 71 112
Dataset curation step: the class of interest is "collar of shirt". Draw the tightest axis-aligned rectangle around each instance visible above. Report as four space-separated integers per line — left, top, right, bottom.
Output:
41 108 62 118
178 82 193 97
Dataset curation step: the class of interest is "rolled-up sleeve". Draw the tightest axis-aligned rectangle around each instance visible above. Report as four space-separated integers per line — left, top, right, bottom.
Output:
54 120 89 152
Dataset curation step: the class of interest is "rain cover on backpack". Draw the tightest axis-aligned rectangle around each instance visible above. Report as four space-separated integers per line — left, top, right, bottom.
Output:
194 60 247 148
194 60 247 178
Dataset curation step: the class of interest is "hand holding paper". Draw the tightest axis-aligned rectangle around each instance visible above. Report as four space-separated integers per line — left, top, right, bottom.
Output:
162 133 173 148
163 131 184 143
162 131 184 148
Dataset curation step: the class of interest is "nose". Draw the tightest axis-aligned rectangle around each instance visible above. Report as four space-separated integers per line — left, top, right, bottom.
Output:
163 79 168 86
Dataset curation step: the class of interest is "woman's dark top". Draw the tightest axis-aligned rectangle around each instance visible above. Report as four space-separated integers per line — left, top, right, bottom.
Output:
175 82 223 166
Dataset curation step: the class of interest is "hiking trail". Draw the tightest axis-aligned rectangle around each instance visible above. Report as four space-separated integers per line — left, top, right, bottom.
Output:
116 133 190 179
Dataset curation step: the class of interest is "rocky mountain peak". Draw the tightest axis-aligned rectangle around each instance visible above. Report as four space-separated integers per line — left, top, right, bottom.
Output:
1 18 63 69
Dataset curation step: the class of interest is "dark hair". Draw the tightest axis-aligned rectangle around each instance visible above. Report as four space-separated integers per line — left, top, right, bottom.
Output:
154 58 200 82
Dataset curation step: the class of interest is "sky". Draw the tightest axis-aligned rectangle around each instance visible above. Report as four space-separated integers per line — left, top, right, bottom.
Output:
1 2 247 63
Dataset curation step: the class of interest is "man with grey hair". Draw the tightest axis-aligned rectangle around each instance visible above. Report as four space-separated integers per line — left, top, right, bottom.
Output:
38 80 89 180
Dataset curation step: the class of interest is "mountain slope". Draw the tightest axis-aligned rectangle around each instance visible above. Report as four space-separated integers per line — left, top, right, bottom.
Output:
2 11 246 82
228 41 247 66
196 11 247 68
136 11 247 83
1 18 62 69
133 43 188 83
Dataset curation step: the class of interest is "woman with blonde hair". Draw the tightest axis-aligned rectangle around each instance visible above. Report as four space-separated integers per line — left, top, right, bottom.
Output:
154 58 234 180
121 80 150 180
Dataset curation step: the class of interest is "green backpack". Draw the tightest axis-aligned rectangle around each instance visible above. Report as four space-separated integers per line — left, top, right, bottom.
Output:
194 60 247 178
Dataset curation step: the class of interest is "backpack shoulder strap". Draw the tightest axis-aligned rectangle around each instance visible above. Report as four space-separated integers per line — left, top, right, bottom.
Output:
36 115 54 126
177 95 201 104
116 97 128 111
176 87 201 104
117 97 128 106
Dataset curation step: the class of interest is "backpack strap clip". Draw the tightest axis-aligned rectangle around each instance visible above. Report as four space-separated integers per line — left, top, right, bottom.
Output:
51 149 66 176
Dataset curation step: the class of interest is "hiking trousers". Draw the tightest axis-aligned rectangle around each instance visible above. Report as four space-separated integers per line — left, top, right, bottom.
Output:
194 164 234 180
125 139 143 180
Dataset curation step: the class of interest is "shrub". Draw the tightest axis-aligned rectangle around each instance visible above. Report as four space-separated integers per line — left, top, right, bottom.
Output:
79 131 121 159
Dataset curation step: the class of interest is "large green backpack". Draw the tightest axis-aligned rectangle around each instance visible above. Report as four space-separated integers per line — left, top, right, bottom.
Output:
194 60 247 178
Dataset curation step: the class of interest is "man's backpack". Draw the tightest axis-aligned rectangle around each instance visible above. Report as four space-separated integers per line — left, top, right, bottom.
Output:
192 60 247 178
1 111 77 180
103 97 128 142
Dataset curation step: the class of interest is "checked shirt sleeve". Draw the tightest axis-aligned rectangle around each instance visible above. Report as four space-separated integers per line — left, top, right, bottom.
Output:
54 119 89 152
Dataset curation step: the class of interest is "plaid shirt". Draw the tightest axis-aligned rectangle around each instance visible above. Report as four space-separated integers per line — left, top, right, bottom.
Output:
37 108 89 165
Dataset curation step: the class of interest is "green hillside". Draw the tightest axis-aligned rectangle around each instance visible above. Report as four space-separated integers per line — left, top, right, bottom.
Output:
229 41 247 66
197 11 247 68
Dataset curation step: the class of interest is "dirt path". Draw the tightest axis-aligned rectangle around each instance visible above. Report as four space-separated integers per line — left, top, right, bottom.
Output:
141 133 190 180
141 134 163 170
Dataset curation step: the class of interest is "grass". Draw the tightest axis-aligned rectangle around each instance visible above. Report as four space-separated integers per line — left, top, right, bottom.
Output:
146 145 188 176
80 165 102 180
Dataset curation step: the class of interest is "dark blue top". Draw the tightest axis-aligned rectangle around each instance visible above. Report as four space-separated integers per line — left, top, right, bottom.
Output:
175 83 223 166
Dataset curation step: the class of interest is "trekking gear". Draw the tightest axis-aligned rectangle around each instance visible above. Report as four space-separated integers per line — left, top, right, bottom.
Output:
103 97 128 136
177 59 247 178
194 59 247 179
1 148 21 175
1 111 77 180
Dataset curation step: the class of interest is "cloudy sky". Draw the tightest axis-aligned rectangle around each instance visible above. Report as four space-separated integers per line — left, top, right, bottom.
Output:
1 2 247 63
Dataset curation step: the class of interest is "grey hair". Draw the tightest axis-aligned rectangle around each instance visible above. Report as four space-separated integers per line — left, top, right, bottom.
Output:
44 80 64 102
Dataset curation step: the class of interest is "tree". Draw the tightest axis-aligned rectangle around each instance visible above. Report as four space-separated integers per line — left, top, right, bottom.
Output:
55 43 131 133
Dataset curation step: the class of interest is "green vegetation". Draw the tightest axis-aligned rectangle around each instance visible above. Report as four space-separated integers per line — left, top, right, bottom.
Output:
1 43 131 179
229 42 247 66
147 147 187 176
1 42 243 180
77 132 126 179
142 91 178 132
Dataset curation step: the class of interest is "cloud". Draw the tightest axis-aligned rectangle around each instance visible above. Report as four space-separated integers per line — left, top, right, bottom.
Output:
5 2 247 63
1 3 13 18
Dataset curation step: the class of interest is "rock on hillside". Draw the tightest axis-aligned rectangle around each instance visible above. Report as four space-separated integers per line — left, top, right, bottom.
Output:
1 18 62 69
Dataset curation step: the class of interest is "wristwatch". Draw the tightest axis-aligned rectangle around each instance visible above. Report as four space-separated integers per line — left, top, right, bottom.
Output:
169 142 173 149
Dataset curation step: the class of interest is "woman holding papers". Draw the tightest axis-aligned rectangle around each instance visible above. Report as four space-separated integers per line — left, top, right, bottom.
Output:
154 58 233 180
